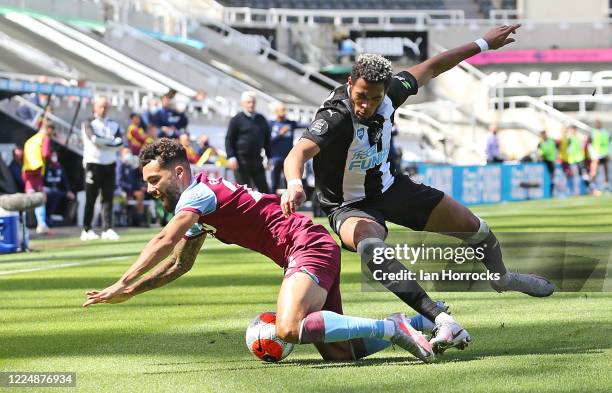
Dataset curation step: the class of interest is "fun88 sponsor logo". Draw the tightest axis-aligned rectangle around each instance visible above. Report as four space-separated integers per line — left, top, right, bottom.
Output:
348 146 390 171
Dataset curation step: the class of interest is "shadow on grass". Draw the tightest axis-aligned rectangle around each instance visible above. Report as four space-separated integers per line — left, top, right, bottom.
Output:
2 321 609 363
0 272 364 291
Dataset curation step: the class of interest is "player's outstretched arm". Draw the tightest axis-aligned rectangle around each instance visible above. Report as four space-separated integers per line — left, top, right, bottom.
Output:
82 211 199 307
408 24 520 87
281 138 320 216
83 235 206 306
125 235 207 297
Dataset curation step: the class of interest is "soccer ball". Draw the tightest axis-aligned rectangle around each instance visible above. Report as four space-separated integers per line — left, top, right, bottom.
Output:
245 312 294 362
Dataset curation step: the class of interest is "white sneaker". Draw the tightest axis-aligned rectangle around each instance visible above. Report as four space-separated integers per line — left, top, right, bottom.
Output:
490 272 555 297
429 313 471 354
101 228 120 241
36 225 49 234
80 229 100 241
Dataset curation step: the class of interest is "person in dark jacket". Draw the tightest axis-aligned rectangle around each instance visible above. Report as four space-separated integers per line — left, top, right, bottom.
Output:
268 102 307 194
44 152 75 226
8 147 25 192
225 91 271 193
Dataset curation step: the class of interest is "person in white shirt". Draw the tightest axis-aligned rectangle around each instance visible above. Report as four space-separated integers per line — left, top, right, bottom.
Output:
80 96 123 241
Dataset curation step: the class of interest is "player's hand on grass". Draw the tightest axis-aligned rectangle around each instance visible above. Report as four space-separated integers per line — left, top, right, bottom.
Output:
483 24 521 50
83 281 133 307
281 184 306 216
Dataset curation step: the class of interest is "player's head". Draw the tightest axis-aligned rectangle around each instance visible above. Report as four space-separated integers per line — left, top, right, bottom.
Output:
139 138 191 212
241 91 257 113
348 54 393 121
540 130 547 139
567 125 577 135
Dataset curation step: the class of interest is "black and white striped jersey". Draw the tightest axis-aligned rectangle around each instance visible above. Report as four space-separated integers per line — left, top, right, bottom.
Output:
301 71 418 211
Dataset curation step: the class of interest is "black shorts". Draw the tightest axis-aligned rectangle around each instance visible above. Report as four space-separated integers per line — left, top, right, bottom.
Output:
326 174 445 244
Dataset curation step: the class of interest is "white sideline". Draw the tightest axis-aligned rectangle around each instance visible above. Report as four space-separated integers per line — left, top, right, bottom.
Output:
0 256 126 276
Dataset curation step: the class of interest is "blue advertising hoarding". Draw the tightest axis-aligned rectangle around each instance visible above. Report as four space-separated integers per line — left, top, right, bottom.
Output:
416 163 551 205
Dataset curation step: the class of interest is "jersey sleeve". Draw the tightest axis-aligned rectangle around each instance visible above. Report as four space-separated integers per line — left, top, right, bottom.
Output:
175 182 217 239
175 182 217 216
386 71 419 109
301 106 349 150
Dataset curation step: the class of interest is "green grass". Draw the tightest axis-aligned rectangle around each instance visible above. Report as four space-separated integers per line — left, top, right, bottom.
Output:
1 196 612 392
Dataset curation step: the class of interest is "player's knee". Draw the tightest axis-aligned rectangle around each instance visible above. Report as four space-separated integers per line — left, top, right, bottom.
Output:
275 319 300 344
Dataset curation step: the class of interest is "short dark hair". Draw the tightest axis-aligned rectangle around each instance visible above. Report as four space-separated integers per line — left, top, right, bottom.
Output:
351 54 394 87
139 138 188 169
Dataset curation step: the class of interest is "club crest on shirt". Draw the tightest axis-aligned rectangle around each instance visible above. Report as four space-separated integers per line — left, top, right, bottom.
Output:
356 127 365 140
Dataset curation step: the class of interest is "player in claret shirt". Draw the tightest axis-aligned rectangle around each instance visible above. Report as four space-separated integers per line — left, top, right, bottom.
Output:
83 138 440 363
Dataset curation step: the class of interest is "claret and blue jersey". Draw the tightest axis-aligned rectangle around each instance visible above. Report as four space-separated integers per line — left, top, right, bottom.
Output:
174 172 313 268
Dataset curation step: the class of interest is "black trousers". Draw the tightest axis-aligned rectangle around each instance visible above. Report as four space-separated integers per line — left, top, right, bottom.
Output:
83 162 116 231
235 157 270 193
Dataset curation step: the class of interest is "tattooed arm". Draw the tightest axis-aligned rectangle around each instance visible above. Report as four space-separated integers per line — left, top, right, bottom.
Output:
126 235 206 297
83 210 203 307
83 235 206 306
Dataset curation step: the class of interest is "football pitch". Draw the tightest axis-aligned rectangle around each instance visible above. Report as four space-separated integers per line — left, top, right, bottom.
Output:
1 196 612 393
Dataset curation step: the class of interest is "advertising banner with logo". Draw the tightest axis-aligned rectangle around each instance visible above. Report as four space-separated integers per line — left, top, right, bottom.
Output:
348 31 428 61
416 163 551 205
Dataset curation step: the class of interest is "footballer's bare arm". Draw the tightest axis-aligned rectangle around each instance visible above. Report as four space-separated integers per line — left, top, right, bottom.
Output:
126 235 206 297
83 235 206 306
281 138 320 216
408 24 520 87
117 210 200 285
83 211 200 307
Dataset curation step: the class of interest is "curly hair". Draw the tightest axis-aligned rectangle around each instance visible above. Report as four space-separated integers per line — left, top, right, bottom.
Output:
351 53 393 87
139 137 188 169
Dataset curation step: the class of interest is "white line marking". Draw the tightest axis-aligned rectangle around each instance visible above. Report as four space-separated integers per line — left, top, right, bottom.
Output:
0 256 126 276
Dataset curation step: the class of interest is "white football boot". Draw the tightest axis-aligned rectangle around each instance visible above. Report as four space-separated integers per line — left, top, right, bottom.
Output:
429 313 471 354
490 272 555 297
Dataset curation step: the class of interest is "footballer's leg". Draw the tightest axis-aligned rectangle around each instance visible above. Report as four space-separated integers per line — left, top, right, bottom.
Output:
338 215 448 326
276 230 434 363
275 271 433 363
425 194 555 297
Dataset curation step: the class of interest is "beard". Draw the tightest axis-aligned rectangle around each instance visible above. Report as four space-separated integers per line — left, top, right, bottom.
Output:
160 182 181 213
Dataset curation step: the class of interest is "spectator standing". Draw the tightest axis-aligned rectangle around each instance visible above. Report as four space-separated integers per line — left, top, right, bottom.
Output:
126 113 151 155
225 91 271 193
81 96 123 241
8 147 25 192
588 119 610 191
567 125 589 195
44 151 75 226
538 130 557 196
485 123 503 163
22 121 54 234
116 147 147 227
268 102 307 194
154 92 188 137
179 133 201 164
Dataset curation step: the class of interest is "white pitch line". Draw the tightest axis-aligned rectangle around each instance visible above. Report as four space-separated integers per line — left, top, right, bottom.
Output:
0 256 126 276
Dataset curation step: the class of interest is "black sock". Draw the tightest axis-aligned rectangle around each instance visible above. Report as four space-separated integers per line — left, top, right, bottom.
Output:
470 231 507 276
357 238 442 322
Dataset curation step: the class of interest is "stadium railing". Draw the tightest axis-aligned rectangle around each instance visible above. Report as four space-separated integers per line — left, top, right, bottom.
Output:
0 95 83 154
220 7 466 28
198 16 339 90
